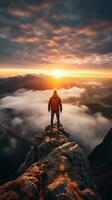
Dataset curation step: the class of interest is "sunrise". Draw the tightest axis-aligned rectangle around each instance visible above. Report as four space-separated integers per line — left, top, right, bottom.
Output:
0 1 112 199
0 68 112 78
0 0 112 77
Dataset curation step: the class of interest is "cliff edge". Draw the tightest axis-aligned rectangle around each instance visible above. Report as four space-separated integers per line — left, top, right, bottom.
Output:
0 124 101 200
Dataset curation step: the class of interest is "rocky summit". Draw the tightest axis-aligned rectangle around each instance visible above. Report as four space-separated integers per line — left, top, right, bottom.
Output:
0 124 101 200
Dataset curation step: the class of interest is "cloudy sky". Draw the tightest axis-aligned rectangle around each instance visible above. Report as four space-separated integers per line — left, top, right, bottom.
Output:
0 0 112 76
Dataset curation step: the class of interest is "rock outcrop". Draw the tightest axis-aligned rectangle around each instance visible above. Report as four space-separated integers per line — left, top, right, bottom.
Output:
0 124 101 200
89 128 112 200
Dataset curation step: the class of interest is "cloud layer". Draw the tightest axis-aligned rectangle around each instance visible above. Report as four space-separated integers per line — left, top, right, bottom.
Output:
0 0 112 70
0 87 111 151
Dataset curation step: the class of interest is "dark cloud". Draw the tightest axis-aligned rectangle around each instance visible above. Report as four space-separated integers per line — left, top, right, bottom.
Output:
0 0 112 69
77 0 112 20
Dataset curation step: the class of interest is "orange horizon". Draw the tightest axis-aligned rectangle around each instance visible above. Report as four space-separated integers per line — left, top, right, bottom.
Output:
0 68 112 78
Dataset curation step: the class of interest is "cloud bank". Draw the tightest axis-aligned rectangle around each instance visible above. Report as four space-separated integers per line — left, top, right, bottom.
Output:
0 0 112 69
0 86 111 151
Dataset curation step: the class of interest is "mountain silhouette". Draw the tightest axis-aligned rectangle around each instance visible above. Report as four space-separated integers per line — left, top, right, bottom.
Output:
0 75 75 95
89 128 112 200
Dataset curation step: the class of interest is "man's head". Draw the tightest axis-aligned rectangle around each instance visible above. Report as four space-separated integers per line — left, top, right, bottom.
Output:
53 90 57 95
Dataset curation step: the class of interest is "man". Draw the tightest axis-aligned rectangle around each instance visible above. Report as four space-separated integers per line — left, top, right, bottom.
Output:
48 90 62 130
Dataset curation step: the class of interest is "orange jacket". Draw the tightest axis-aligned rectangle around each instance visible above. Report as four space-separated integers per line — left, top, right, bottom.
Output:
48 94 62 113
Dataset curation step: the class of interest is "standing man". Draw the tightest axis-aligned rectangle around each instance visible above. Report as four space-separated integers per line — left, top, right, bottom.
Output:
48 90 62 130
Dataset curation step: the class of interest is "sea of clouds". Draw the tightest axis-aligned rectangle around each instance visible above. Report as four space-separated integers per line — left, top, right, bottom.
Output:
0 86 111 151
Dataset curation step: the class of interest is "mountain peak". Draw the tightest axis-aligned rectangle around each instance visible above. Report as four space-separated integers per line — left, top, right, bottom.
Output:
0 124 101 200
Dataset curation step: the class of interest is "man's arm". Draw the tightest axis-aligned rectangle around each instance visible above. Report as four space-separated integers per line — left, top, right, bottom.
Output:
48 98 51 112
59 98 62 112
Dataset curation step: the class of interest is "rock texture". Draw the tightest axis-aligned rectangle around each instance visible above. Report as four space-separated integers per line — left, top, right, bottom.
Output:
89 128 112 200
0 124 101 200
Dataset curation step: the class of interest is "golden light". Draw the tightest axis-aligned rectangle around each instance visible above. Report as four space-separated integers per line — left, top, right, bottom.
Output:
54 70 64 78
0 68 112 78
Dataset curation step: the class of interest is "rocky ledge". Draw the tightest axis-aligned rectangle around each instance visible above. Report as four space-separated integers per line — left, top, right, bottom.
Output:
0 124 101 200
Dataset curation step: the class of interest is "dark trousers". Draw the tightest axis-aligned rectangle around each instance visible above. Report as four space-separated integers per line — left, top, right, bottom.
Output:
51 111 60 129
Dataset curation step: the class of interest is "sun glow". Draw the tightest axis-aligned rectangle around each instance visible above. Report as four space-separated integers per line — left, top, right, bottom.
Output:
0 68 112 78
54 70 64 78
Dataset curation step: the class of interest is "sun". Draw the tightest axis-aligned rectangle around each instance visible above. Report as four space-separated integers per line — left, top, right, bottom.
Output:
54 70 64 78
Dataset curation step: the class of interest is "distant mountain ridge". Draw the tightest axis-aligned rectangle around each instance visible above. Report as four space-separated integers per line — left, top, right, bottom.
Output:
0 74 75 95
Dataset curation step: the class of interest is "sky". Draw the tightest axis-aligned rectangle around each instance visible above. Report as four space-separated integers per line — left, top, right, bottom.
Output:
0 0 112 77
